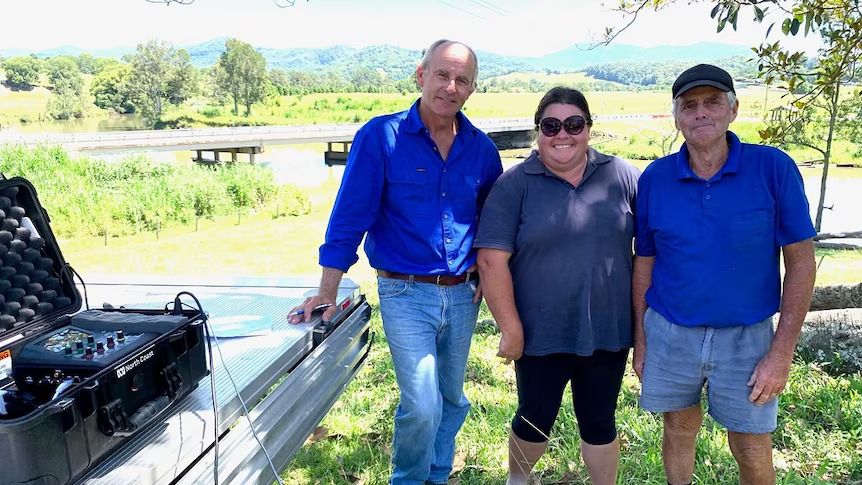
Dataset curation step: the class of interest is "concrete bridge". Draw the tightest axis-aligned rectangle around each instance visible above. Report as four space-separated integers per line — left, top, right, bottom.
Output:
0 118 538 163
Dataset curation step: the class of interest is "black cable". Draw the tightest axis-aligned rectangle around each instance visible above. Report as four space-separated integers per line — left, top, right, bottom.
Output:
61 264 89 310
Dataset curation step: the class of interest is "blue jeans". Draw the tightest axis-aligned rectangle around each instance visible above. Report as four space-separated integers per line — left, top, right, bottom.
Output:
377 276 479 485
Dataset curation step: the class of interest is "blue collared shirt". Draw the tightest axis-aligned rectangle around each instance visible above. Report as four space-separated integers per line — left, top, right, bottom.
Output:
635 131 815 327
319 100 503 275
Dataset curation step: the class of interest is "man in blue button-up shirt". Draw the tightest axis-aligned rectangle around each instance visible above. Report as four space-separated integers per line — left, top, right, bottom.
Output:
291 39 501 485
633 64 816 485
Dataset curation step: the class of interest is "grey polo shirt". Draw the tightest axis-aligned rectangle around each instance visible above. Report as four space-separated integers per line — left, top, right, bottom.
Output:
474 148 640 356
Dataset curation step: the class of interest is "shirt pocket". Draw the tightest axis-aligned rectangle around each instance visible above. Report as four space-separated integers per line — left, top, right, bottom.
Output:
731 210 774 250
386 169 430 213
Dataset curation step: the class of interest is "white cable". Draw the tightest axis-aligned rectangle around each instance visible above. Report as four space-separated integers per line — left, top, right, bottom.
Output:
177 294 285 485
207 321 286 485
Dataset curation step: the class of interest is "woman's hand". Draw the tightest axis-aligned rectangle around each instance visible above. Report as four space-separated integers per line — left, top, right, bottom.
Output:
497 330 524 364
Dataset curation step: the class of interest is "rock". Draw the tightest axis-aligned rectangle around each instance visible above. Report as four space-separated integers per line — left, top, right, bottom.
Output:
809 283 862 311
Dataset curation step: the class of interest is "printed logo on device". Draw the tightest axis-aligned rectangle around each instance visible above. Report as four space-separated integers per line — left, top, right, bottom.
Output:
115 348 155 379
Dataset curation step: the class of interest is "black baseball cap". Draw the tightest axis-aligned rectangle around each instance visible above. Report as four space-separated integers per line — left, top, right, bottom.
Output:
672 64 735 99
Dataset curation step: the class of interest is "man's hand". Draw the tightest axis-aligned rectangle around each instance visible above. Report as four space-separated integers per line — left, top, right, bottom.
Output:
497 330 523 364
747 351 792 405
288 294 337 324
471 278 483 304
633 339 646 381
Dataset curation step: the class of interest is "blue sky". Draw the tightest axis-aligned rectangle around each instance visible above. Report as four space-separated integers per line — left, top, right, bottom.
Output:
1 0 822 56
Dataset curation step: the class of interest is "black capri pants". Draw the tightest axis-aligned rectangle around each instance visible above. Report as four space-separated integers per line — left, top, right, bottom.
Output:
511 349 629 445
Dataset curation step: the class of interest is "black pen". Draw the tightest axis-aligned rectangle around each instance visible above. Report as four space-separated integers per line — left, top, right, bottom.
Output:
291 303 333 317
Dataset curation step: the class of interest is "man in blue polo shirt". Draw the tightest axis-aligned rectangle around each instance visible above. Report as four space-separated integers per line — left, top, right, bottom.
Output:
290 39 502 485
633 64 816 485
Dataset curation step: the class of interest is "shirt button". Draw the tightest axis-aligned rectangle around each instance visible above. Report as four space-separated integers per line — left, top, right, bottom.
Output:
433 146 438 151
446 238 452 243
705 194 711 200
706 183 711 188
442 192 447 197
443 214 449 219
448 259 454 265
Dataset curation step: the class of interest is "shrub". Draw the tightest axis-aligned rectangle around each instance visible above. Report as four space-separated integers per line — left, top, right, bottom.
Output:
797 311 862 375
273 184 311 218
0 145 283 237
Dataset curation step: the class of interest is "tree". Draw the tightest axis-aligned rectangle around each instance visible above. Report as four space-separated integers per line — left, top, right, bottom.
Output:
165 49 198 106
45 56 88 119
128 40 198 125
216 38 268 116
45 56 83 92
91 63 136 113
2 56 41 89
76 54 98 75
609 0 862 232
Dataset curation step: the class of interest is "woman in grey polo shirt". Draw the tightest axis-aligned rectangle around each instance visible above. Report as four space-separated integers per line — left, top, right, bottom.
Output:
475 87 639 485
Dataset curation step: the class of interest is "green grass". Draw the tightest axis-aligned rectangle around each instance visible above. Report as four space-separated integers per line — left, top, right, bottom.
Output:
56 173 862 485
279 305 862 484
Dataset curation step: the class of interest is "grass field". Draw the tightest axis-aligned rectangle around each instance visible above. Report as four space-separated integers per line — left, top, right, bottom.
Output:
56 171 862 485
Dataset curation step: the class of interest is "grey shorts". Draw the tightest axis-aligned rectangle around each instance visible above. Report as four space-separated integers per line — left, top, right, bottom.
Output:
639 308 778 434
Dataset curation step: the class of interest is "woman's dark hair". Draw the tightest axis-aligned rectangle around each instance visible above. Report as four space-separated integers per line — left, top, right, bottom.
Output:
534 87 593 127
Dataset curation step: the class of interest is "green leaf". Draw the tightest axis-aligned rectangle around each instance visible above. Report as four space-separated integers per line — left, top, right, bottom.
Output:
782 18 792 35
766 22 775 38
790 18 801 35
754 5 765 22
710 3 721 19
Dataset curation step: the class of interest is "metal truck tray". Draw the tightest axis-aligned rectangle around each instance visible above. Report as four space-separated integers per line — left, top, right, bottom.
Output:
73 276 372 485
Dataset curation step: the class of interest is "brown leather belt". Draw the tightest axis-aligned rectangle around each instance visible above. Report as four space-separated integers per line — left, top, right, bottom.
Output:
377 270 474 286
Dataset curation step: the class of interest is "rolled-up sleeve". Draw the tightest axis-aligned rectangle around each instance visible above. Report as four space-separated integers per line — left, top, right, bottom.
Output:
319 123 386 272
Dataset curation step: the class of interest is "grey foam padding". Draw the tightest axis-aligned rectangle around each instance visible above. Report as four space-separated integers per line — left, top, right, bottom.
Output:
3 253 21 267
28 237 45 250
21 295 38 308
30 270 49 283
8 207 25 220
5 288 25 302
16 262 34 275
2 219 18 232
16 308 35 322
9 240 26 253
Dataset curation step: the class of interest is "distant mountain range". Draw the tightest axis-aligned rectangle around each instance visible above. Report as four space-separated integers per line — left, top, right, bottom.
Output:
1 38 753 79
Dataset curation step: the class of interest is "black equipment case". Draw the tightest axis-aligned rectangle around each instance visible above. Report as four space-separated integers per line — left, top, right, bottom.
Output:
0 177 207 485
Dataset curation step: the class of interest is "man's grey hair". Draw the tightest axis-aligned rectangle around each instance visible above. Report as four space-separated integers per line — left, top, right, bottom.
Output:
672 91 737 117
419 39 479 89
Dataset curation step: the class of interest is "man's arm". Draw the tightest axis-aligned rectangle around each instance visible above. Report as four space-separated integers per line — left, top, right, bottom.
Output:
476 248 523 362
632 255 655 380
747 238 816 404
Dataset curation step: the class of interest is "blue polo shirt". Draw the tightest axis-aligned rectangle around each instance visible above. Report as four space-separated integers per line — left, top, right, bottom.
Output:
635 132 815 327
319 100 503 275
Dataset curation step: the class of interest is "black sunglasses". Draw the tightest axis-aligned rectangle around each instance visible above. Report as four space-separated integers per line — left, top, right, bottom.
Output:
538 115 591 137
